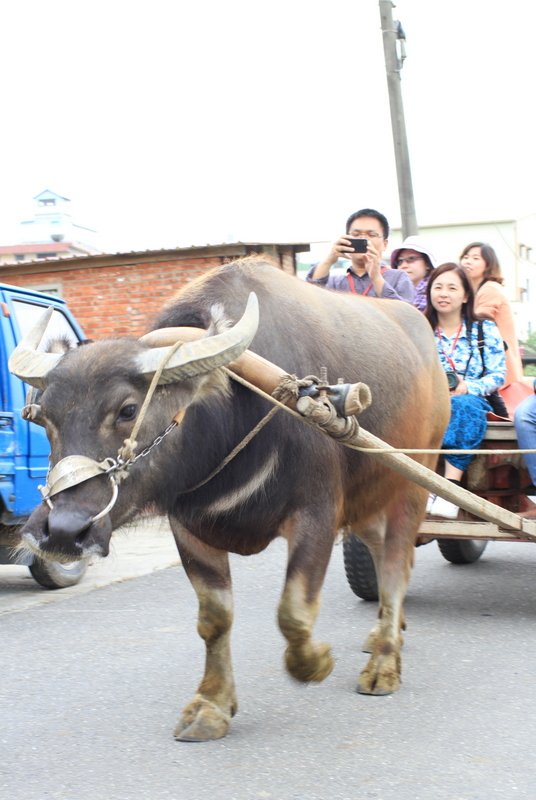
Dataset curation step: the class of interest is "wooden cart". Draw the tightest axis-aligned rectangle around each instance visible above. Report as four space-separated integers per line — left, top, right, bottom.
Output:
343 417 536 601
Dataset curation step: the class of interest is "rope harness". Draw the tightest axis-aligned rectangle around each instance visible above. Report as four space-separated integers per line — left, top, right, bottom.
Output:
38 337 186 521
36 348 317 519
37 356 536 524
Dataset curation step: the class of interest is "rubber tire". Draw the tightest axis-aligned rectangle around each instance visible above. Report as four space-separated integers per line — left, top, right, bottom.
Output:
29 557 88 589
342 534 379 601
437 538 488 565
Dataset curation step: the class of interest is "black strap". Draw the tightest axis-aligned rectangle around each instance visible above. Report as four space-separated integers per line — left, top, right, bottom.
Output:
451 320 486 379
460 320 479 379
476 320 486 377
467 320 509 418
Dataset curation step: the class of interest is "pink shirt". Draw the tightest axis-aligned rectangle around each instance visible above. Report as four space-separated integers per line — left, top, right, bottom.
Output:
474 281 523 386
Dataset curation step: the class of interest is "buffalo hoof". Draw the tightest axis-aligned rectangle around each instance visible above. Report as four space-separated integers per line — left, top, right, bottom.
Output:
362 630 377 654
356 653 401 696
174 696 231 742
285 641 334 683
363 628 404 655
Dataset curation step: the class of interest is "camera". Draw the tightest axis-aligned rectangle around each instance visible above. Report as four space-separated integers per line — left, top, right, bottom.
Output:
445 370 459 391
348 237 368 253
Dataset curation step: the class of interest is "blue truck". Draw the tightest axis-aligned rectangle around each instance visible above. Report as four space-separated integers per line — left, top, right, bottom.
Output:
0 282 88 588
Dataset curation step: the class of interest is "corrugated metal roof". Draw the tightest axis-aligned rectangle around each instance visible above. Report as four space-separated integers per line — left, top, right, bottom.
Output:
0 243 74 253
0 241 310 269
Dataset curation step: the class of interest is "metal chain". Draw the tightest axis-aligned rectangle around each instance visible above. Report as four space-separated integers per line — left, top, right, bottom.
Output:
104 421 179 477
130 421 179 462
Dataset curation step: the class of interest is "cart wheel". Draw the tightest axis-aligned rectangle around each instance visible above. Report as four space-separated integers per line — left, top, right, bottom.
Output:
342 533 379 601
29 557 88 589
437 538 488 565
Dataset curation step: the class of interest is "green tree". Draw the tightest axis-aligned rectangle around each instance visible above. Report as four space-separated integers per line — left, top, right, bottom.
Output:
520 332 536 377
521 332 536 376
522 331 536 349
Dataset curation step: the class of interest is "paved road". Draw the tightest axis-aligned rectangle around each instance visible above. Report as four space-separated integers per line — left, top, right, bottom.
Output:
1 532 536 800
0 516 179 615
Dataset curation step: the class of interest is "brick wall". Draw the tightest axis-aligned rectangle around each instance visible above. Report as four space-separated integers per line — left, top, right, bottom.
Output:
0 243 308 339
2 256 224 339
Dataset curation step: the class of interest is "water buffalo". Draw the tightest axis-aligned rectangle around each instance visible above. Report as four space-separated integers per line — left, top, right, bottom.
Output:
10 258 449 741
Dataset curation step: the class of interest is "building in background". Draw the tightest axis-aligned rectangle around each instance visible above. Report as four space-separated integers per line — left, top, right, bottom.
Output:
0 241 309 338
0 189 102 265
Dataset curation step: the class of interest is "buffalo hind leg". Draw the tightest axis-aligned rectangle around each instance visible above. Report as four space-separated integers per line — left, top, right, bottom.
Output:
356 491 421 695
278 512 335 683
351 515 397 655
171 524 237 742
355 515 407 655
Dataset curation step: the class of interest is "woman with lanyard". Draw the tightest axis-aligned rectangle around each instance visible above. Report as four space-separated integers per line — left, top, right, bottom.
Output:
424 262 506 518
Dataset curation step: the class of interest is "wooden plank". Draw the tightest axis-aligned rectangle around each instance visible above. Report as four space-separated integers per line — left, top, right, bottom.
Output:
483 425 518 441
293 401 535 538
355 428 531 533
418 520 534 542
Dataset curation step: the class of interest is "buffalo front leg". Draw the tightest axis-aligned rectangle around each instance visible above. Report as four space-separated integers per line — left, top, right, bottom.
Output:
171 523 237 742
278 511 335 683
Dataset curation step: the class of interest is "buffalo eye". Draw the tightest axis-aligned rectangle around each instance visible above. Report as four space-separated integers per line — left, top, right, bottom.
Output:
117 403 138 423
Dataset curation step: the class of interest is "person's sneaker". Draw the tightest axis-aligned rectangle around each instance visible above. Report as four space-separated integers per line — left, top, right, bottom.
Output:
430 496 459 519
426 494 437 514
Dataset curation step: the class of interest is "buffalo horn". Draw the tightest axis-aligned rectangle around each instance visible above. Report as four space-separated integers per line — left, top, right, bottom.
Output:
137 292 259 384
8 307 64 388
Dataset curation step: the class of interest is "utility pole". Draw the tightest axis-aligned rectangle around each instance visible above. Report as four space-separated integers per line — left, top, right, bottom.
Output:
379 0 418 238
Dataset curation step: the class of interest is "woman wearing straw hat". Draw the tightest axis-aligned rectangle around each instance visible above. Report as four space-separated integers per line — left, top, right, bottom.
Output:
390 235 437 312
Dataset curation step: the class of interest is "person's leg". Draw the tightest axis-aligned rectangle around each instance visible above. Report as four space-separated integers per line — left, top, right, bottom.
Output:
427 462 465 517
444 463 464 482
514 395 536 486
429 396 488 518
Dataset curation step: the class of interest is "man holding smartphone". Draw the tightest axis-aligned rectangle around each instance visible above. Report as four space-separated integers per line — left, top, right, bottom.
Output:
306 208 414 302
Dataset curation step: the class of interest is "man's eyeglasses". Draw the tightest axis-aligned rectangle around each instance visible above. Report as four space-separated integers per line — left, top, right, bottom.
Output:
396 254 423 267
349 230 383 239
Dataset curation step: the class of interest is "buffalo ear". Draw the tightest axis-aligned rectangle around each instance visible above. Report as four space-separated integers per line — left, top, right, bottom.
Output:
46 335 77 355
21 403 45 425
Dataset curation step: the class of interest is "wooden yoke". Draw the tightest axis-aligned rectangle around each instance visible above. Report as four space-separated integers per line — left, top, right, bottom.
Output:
140 327 305 411
139 328 536 540
141 327 371 418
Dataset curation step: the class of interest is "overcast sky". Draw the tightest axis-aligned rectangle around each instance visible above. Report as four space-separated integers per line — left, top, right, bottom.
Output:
1 0 534 252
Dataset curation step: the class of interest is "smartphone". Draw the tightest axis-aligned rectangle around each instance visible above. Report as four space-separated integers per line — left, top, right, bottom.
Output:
348 237 368 253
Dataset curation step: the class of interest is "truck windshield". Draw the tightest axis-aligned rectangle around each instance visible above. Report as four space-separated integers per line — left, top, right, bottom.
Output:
11 301 80 350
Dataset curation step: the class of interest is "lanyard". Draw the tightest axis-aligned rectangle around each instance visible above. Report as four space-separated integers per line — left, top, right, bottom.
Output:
347 268 387 296
436 322 463 371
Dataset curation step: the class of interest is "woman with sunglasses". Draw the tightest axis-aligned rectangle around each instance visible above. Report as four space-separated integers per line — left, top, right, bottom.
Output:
460 241 523 387
424 262 506 518
390 235 437 312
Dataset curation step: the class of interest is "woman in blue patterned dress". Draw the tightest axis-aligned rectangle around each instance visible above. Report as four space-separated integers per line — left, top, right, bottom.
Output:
424 262 506 518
